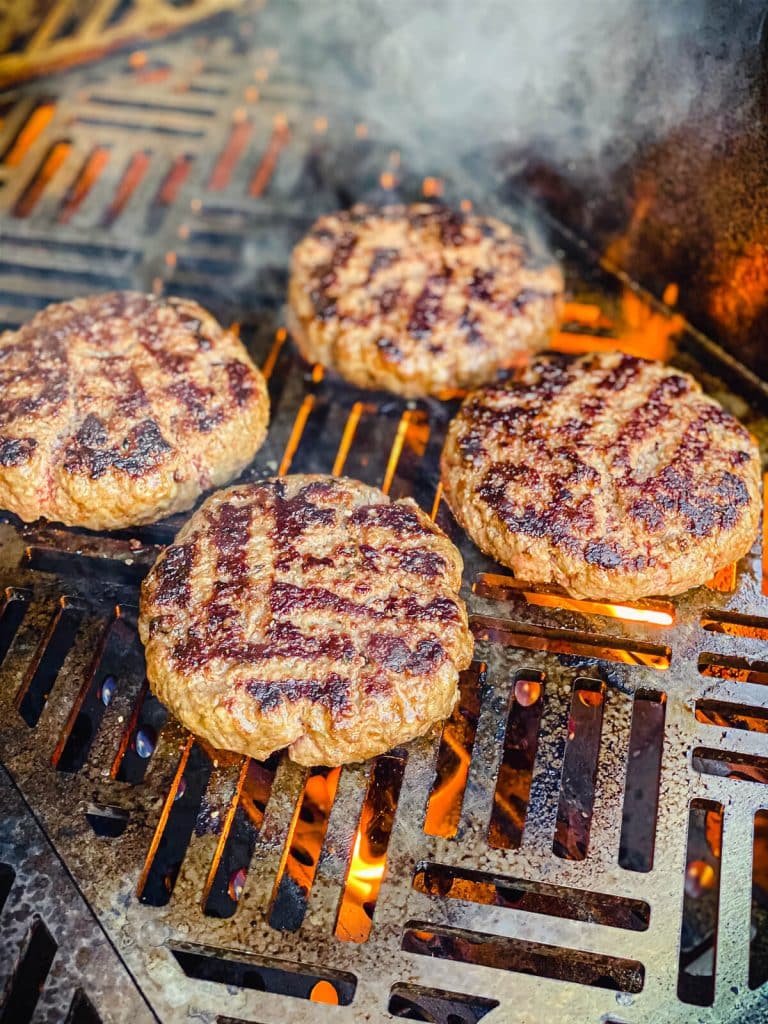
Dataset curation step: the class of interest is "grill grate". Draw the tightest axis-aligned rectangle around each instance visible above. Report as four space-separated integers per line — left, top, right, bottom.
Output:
1 5 768 1023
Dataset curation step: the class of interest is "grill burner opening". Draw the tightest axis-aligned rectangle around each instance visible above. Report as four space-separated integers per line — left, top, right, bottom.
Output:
0 4 767 1023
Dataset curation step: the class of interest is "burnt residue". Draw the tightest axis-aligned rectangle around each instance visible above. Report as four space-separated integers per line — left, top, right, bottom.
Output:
0 436 37 466
166 379 222 433
272 480 337 540
246 673 352 717
375 335 402 362
350 502 434 538
112 419 172 476
270 581 460 625
225 359 256 406
366 634 446 673
408 278 445 340
64 415 171 479
152 542 196 606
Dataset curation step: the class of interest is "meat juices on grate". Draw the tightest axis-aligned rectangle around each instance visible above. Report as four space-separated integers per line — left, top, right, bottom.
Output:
441 351 761 600
0 292 269 531
139 474 474 766
287 203 564 398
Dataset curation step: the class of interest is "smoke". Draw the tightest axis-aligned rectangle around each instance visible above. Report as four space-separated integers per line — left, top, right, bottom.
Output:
289 0 760 173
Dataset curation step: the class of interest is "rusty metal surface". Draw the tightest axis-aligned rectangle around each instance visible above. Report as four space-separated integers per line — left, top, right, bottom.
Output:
0 5 768 1024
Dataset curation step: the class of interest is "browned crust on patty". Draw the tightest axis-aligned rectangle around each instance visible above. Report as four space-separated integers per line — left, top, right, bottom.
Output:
441 351 762 600
139 474 474 765
288 203 564 398
0 292 270 530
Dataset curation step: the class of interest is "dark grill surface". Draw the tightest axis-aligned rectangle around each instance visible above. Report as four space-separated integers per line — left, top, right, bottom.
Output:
1 5 768 1024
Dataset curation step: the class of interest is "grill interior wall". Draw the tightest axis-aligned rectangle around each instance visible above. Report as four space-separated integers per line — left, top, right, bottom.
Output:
0 6 767 1024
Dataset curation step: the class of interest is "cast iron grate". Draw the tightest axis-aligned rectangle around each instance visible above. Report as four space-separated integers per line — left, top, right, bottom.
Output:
0 4 768 1023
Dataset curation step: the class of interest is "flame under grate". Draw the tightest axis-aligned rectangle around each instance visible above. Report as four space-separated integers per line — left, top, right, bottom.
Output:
0 6 768 1024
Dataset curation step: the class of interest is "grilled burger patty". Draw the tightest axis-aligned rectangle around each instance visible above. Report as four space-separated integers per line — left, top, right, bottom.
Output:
139 474 474 766
288 203 564 398
0 292 269 530
441 351 761 600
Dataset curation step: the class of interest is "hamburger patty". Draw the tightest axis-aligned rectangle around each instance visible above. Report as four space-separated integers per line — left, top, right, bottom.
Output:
441 351 762 600
288 203 563 398
139 474 474 766
0 292 269 530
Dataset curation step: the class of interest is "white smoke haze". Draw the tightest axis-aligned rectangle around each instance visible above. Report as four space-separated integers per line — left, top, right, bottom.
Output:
291 0 759 173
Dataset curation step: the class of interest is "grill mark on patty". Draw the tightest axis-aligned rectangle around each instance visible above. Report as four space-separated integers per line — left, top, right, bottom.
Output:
478 460 597 551
360 544 447 579
167 379 222 432
112 419 172 476
270 580 460 624
173 616 356 670
154 542 196 606
366 634 446 673
0 436 37 466
246 673 352 717
208 499 253 581
226 360 256 406
614 373 692 454
408 277 447 340
349 502 435 538
271 479 337 541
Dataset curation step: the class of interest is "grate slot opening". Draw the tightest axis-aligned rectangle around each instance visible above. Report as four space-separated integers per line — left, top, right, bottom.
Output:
553 677 606 861
112 682 168 784
0 864 15 915
0 916 57 1024
137 740 213 906
0 590 28 666
619 689 666 872
701 610 768 640
699 652 768 687
15 599 84 728
85 803 130 839
692 747 768 786
13 140 72 218
58 145 111 223
402 921 645 993
388 983 499 1022
473 572 675 627
65 988 102 1024
269 765 341 932
101 150 152 227
424 661 485 839
695 699 768 733
204 755 279 918
414 862 649 930
750 809 768 989
169 942 356 1005
488 670 544 851
470 615 671 669
24 546 148 583
146 154 194 231
1 101 56 166
335 751 407 943
54 612 143 774
208 119 254 191
677 799 723 1006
